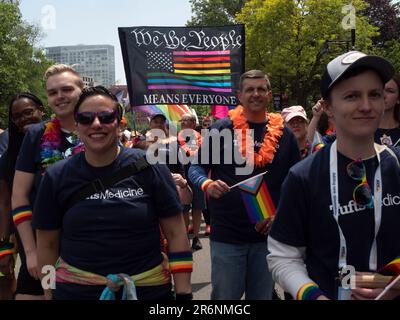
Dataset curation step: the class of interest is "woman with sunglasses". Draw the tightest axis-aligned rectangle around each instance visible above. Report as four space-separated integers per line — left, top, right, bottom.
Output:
0 92 44 299
267 51 400 300
33 86 192 300
375 75 400 147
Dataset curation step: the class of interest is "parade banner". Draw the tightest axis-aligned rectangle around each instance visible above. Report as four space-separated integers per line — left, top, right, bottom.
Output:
119 25 245 106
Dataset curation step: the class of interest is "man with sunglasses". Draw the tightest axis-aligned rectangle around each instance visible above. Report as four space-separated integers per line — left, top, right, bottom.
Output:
11 64 84 300
268 51 400 300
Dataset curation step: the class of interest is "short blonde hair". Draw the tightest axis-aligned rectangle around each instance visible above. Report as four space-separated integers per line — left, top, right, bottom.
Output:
44 64 84 88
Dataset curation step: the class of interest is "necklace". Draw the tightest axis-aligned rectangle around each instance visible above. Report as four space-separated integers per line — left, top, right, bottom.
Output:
229 105 284 167
40 118 84 169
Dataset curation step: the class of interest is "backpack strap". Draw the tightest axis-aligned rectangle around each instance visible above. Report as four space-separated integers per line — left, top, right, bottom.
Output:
64 156 150 211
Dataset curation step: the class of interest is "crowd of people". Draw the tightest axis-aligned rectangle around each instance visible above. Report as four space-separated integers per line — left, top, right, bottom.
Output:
0 50 399 300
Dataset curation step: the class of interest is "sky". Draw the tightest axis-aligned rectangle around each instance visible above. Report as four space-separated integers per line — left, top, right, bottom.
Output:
19 0 193 85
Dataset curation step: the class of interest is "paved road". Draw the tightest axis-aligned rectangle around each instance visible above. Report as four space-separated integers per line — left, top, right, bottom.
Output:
190 234 212 300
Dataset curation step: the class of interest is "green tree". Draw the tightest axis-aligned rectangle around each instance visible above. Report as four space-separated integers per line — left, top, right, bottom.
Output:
236 0 378 108
363 0 400 46
187 0 246 26
363 0 400 75
0 1 53 128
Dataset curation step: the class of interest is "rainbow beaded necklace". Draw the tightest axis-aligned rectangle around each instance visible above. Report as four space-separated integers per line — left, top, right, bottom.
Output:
40 118 84 169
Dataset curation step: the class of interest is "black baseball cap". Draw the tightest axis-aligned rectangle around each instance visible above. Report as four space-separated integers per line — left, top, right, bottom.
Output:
320 51 395 99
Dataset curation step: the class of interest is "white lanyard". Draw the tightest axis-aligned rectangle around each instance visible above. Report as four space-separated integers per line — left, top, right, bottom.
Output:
329 141 383 271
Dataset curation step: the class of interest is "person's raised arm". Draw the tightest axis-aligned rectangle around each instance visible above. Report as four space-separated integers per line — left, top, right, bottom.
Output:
0 179 13 277
306 99 324 145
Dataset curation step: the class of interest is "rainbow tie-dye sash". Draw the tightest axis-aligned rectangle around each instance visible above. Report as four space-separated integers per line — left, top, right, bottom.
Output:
55 256 171 299
238 175 276 223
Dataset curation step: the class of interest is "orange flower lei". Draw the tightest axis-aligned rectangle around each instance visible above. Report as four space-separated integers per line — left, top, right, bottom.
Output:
229 105 284 167
178 130 202 157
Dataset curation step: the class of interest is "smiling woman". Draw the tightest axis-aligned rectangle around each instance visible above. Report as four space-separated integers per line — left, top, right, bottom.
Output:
33 86 192 300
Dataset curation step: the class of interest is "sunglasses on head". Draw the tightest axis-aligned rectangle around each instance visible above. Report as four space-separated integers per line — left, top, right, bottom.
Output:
346 158 373 208
75 110 118 125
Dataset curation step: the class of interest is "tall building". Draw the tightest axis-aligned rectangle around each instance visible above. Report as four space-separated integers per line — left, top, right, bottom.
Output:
45 45 115 88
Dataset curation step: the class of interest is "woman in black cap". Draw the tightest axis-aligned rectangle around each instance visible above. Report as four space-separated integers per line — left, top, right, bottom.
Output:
268 51 400 300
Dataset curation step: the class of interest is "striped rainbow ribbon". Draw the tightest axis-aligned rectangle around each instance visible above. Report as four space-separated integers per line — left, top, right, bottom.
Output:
297 282 324 300
0 243 15 259
168 251 193 274
12 205 33 226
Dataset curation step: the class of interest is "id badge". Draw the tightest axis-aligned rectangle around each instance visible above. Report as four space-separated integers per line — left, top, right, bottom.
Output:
337 286 352 300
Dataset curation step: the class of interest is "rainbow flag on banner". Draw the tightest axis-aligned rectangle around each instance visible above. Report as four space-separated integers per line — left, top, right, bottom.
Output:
146 51 232 93
238 175 276 223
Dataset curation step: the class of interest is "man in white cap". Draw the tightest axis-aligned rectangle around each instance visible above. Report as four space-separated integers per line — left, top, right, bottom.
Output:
281 106 309 158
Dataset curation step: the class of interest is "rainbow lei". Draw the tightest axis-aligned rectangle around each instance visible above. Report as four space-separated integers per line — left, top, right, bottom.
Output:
40 118 84 169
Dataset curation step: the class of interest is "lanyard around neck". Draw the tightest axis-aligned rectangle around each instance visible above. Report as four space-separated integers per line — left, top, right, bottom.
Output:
329 141 383 271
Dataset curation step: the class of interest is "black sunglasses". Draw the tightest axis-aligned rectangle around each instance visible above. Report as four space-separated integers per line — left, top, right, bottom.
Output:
75 110 118 125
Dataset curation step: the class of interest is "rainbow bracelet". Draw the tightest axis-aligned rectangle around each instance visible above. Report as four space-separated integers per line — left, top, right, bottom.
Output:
12 205 33 226
0 243 15 260
201 179 213 192
297 282 325 300
168 251 193 274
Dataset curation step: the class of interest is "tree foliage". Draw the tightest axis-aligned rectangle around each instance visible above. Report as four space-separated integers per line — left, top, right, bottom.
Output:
236 0 377 108
0 2 53 128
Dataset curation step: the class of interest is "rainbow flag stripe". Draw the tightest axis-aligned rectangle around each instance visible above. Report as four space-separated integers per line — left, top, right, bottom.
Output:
133 104 192 123
297 282 324 300
0 243 15 259
240 179 276 224
12 205 33 226
168 251 193 274
379 257 400 276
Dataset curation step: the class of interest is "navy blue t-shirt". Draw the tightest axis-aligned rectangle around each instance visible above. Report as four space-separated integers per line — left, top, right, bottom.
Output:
270 144 400 299
189 117 301 244
15 122 76 204
32 147 182 299
375 127 400 147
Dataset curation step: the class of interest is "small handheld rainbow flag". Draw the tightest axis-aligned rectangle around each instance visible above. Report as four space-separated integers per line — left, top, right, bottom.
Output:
236 173 276 224
378 256 400 276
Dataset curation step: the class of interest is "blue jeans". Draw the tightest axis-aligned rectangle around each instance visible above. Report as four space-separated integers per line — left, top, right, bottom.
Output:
210 240 273 300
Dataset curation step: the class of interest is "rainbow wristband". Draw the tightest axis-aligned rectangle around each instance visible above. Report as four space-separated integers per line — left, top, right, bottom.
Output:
297 282 325 300
168 251 193 274
201 179 213 192
0 243 15 260
12 205 33 226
